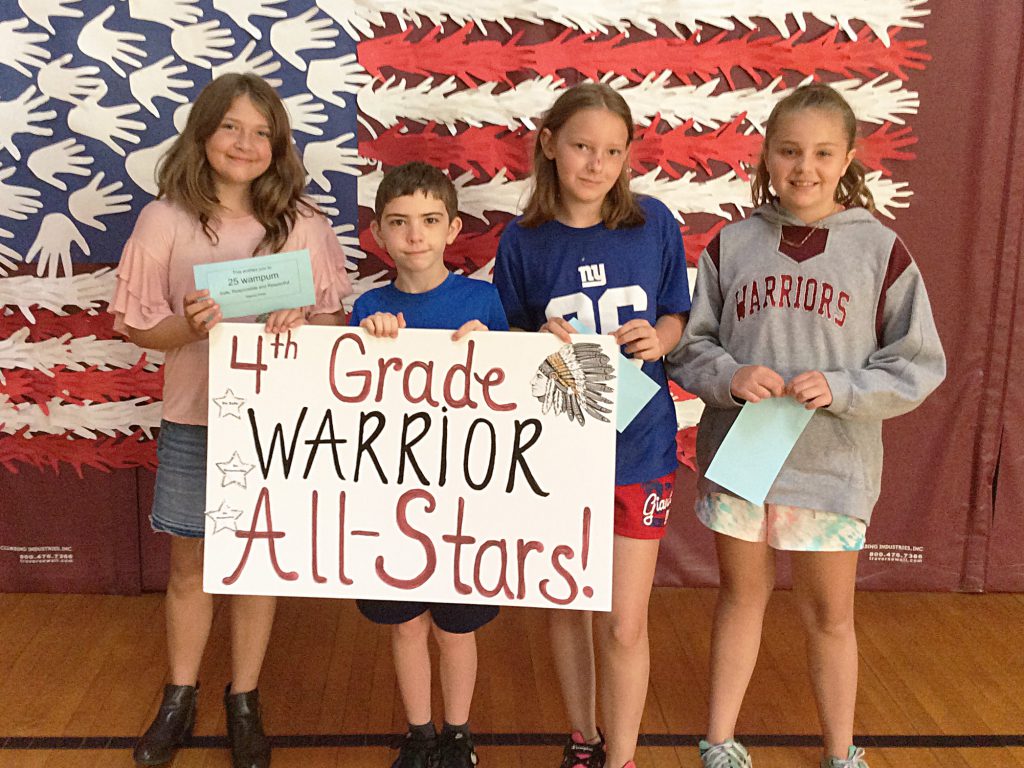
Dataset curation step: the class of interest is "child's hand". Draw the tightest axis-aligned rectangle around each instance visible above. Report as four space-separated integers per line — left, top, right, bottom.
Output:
614 318 662 361
360 311 405 338
730 365 785 403
452 319 487 341
786 371 833 410
539 315 575 343
265 308 305 335
183 288 220 337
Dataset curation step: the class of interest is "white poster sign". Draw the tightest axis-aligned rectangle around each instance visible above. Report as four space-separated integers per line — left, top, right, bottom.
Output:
203 323 619 610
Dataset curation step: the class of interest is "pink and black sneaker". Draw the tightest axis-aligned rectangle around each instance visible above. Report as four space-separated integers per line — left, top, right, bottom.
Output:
559 730 606 768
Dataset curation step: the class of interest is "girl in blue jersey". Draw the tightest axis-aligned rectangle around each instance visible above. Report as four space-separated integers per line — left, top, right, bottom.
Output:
494 83 690 768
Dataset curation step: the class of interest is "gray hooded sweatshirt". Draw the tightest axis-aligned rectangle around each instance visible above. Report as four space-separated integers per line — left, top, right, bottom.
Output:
665 204 946 522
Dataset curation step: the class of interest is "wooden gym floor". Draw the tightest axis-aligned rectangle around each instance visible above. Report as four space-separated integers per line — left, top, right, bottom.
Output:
0 589 1022 767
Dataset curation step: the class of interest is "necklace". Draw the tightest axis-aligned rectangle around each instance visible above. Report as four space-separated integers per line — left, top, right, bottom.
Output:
779 204 841 249
779 225 820 249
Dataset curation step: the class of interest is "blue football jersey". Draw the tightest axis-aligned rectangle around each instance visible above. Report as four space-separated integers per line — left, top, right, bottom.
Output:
494 196 690 485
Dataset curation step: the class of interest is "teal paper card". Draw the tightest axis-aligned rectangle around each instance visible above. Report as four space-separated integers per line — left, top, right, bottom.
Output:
568 318 660 432
704 398 815 505
193 249 315 320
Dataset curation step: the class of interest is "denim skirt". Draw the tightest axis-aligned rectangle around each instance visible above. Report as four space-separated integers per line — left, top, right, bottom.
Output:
151 420 208 538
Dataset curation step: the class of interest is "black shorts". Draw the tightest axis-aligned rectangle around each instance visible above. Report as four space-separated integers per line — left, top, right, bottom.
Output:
356 599 499 634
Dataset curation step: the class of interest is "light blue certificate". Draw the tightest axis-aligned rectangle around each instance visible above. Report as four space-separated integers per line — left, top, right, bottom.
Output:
704 398 815 505
193 249 315 320
568 318 660 432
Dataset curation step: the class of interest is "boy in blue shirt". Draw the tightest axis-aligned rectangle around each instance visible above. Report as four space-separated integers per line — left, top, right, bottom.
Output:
350 161 508 768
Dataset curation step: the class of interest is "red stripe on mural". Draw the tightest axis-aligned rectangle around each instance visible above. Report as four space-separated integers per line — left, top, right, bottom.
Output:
0 428 157 476
0 307 119 342
361 119 914 181
360 123 533 178
856 122 918 176
1 361 163 407
683 221 727 265
358 26 928 87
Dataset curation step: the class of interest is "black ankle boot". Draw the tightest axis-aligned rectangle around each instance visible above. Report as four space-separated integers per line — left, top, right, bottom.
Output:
224 684 271 768
133 683 198 766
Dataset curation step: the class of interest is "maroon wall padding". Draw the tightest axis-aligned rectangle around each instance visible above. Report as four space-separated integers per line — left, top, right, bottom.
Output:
890 1 1024 592
0 467 141 594
137 469 171 592
982 19 1024 590
835 2 1021 591
655 467 716 587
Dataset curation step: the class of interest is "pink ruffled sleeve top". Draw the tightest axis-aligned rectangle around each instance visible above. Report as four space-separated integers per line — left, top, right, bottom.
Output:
110 199 351 425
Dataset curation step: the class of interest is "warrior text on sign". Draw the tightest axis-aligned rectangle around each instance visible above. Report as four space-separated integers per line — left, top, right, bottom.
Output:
203 323 619 610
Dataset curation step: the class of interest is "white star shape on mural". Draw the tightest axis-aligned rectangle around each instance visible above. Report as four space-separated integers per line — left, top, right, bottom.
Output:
205 501 245 534
215 452 255 489
212 389 246 419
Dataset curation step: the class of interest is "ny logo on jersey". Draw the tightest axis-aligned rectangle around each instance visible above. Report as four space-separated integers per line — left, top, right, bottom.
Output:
578 263 607 288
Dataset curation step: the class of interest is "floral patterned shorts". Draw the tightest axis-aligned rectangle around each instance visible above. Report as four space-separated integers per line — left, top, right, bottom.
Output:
696 492 866 552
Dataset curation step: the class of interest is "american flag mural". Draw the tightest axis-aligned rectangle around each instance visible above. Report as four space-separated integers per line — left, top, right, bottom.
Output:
0 0 928 479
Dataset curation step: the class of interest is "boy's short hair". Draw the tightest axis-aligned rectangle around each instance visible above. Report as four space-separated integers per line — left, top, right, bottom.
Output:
374 161 459 221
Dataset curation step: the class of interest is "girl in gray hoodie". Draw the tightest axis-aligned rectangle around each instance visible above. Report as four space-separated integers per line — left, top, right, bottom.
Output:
666 84 945 768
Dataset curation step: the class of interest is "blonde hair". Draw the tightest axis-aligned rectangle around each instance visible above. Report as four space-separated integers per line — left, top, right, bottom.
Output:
752 83 875 212
157 73 316 254
520 83 645 229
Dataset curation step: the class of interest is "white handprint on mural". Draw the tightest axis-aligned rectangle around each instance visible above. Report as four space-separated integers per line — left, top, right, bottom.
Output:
304 132 361 192
69 172 133 231
308 192 338 217
28 139 94 191
314 0 382 40
124 0 203 27
78 5 146 78
306 54 371 110
129 56 194 118
0 18 51 77
66 83 146 157
37 54 103 103
25 212 90 278
269 7 338 72
125 135 175 196
212 0 286 41
333 222 366 270
284 93 327 136
18 0 83 35
211 41 282 87
171 20 235 69
0 165 44 220
0 226 22 276
0 87 56 162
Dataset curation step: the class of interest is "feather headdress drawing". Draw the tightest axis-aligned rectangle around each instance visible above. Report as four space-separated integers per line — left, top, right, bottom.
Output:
531 342 615 426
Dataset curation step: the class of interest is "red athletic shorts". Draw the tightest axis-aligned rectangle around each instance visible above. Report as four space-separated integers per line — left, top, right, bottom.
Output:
614 471 674 540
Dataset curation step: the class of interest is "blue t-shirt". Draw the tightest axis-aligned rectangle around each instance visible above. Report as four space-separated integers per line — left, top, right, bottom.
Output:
349 272 509 332
493 196 690 485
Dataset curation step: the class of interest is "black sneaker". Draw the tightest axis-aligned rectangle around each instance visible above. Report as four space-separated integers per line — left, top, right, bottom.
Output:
560 730 606 768
393 731 439 768
437 729 478 768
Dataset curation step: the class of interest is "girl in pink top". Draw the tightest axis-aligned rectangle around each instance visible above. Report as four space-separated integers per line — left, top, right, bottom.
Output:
110 73 350 768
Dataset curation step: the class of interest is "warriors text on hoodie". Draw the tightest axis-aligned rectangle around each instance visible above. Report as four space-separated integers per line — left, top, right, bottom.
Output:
665 204 946 523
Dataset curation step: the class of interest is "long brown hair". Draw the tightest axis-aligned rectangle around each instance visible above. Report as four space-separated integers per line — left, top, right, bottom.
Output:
751 83 875 212
157 73 315 253
520 83 645 229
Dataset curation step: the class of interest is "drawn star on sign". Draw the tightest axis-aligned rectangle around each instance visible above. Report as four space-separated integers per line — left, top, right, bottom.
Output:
205 501 245 534
212 389 246 419
216 452 255 489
